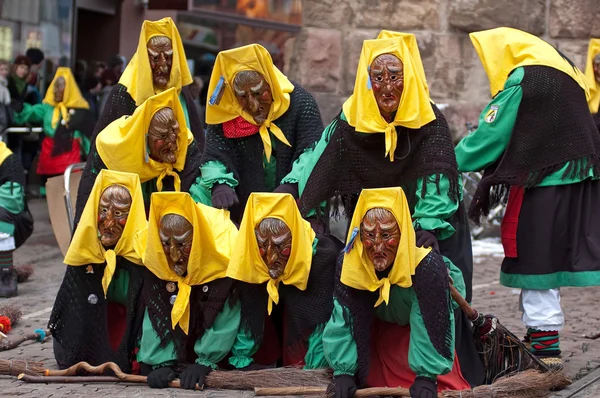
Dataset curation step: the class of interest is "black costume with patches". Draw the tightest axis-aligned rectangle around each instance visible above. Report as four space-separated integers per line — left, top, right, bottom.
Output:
0 152 33 247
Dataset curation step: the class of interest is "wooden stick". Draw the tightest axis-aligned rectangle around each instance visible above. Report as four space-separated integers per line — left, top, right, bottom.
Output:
448 284 477 321
0 329 50 352
18 373 199 390
254 386 423 397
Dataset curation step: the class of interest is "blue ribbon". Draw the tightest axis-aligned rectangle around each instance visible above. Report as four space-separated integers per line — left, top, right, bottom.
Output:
34 328 46 342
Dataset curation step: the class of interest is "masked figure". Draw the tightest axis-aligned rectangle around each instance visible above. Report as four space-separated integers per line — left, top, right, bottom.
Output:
13 67 94 180
196 44 323 224
323 187 470 398
134 192 239 390
226 193 342 370
585 38 600 130
75 87 203 218
0 141 33 297
49 170 147 371
287 32 482 386
455 27 600 370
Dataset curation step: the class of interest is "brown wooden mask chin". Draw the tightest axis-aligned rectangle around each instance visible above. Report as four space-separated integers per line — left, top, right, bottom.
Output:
148 107 179 164
98 184 132 247
159 213 193 276
233 70 273 125
360 208 400 272
255 217 292 279
147 35 173 90
369 53 404 122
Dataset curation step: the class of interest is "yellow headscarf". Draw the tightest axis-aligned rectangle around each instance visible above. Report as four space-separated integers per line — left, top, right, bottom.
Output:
134 192 237 334
377 30 430 98
64 170 146 296
226 193 315 315
96 87 193 192
119 17 193 106
43 67 90 129
584 39 600 113
470 27 590 100
343 38 435 161
0 141 13 167
205 44 294 161
341 187 431 307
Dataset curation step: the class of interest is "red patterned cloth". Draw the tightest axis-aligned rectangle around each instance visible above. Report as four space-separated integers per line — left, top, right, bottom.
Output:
223 116 260 139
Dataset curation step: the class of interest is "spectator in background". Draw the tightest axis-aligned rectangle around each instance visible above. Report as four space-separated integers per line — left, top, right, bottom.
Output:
75 60 88 89
0 60 12 134
107 55 125 80
24 48 45 105
8 55 31 105
93 61 106 79
98 68 118 117
190 76 206 133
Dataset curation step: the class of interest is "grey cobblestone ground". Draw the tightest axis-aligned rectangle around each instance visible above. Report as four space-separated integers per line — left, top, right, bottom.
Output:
0 200 599 397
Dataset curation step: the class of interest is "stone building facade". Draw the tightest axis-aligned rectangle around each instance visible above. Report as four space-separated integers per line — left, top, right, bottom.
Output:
283 0 600 139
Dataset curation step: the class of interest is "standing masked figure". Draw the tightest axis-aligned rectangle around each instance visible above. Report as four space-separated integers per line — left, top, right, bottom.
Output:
76 87 203 216
585 38 600 130
291 33 482 386
456 28 600 370
49 170 147 371
226 193 342 369
197 44 323 224
135 192 240 390
14 67 94 179
323 188 469 398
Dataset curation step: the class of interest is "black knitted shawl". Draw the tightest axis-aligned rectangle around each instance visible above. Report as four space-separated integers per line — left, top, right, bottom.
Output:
52 108 95 157
299 104 459 220
334 251 453 386
140 269 235 365
48 259 145 371
469 66 600 223
201 82 323 223
236 235 341 361
0 153 33 248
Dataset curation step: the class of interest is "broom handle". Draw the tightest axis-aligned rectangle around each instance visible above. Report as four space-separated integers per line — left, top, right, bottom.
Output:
254 386 440 397
448 284 478 321
0 329 51 352
18 373 199 389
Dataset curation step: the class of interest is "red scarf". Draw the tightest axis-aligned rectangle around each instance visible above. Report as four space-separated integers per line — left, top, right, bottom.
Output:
223 116 260 138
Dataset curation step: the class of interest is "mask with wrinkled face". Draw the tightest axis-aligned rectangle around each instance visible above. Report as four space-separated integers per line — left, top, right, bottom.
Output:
370 54 404 122
233 70 273 125
148 107 179 164
54 76 66 103
147 36 173 90
98 184 132 247
594 54 600 84
159 213 193 276
360 208 400 272
255 218 292 279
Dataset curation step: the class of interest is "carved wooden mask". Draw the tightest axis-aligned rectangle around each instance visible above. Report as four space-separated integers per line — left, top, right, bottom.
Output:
255 217 292 279
360 208 400 272
233 70 273 125
148 107 179 164
159 213 193 276
369 54 404 122
98 184 132 247
147 35 173 90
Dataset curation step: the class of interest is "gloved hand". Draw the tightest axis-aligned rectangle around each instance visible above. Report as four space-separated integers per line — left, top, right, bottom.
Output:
307 216 326 235
239 362 270 371
180 363 212 390
409 376 437 398
415 230 440 254
211 183 239 209
273 183 299 199
146 366 176 388
332 375 357 398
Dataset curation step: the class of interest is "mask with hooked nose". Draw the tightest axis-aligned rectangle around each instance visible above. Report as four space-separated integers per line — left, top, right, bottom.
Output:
159 213 193 276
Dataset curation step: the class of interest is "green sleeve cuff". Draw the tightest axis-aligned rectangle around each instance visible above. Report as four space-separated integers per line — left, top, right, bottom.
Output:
281 146 315 185
0 221 15 235
188 177 213 206
194 300 241 367
228 325 259 369
152 361 177 370
412 175 458 241
195 359 218 370
303 323 329 369
228 355 254 369
322 299 358 376
200 160 238 190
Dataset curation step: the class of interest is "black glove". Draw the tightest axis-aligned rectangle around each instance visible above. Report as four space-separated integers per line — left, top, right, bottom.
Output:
332 375 357 398
211 183 239 209
239 363 270 371
415 230 440 254
180 363 211 390
273 182 299 199
146 366 176 388
307 216 326 235
410 376 437 398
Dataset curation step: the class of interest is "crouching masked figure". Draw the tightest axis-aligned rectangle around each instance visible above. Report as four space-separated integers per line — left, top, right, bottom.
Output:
226 193 342 369
134 192 240 389
323 187 470 398
49 170 147 371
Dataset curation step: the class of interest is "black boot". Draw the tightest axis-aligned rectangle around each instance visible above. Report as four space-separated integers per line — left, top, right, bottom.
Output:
0 267 17 297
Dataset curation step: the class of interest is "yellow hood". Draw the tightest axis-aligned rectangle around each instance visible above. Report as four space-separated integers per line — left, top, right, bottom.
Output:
585 39 600 113
43 67 90 129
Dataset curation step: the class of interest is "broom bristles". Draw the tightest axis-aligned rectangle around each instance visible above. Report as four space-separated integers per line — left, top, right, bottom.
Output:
206 367 333 390
0 359 45 376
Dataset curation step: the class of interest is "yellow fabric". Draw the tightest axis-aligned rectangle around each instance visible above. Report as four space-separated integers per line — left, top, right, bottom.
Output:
64 170 146 296
206 44 294 160
134 192 237 334
342 38 435 161
0 141 13 167
43 67 90 129
470 27 590 100
341 187 431 307
119 17 193 106
96 87 193 191
585 39 600 113
377 30 429 98
226 193 315 315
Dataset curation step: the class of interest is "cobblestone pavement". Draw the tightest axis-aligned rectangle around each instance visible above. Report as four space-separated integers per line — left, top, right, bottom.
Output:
1 200 599 397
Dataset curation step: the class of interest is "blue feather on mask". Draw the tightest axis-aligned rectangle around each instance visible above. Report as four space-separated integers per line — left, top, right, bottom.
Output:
344 227 359 253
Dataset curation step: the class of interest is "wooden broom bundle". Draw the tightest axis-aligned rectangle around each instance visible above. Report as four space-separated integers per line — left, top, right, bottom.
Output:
0 359 45 376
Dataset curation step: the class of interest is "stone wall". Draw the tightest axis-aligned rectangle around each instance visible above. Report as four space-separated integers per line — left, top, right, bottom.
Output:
284 0 600 140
